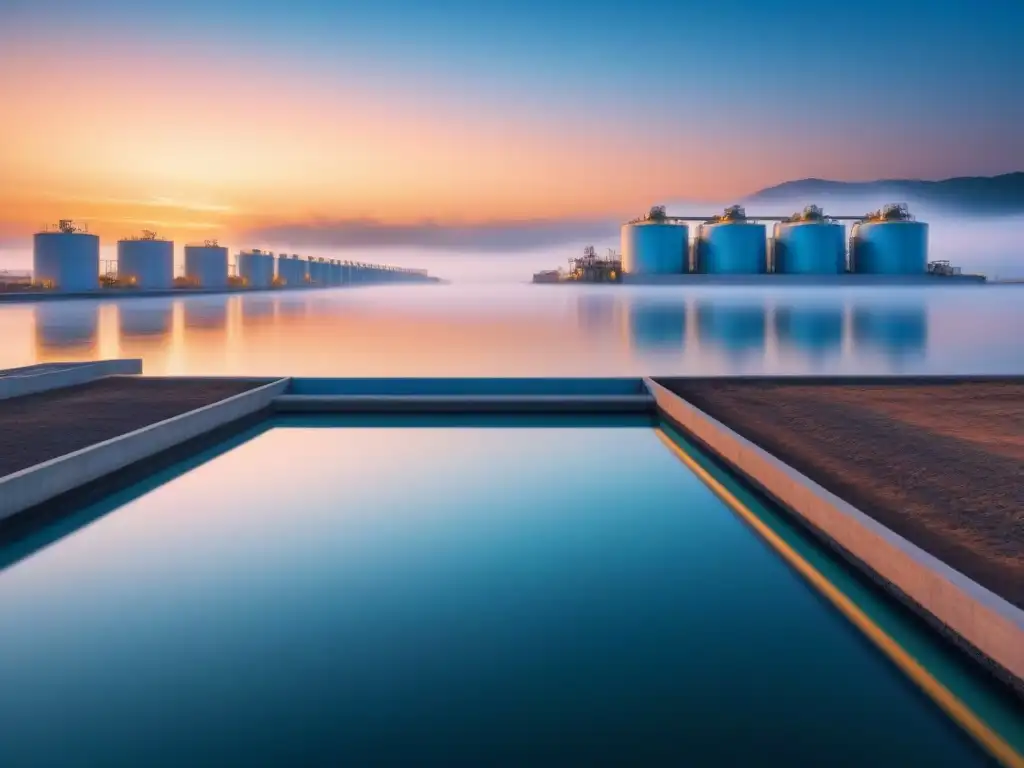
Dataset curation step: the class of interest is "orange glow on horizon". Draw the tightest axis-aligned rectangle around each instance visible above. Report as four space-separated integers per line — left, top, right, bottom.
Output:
0 36 873 245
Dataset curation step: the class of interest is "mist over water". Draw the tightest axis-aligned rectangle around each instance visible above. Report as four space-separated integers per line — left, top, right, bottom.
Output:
2 194 1023 282
3 283 1023 377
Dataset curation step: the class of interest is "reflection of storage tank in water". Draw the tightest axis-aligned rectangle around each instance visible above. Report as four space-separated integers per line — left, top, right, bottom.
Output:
696 302 767 353
33 303 99 350
621 208 689 275
625 300 686 351
238 249 275 288
241 295 275 320
184 242 229 288
852 305 927 357
850 204 928 275
117 232 174 289
772 207 846 274
774 306 843 355
183 298 228 330
694 207 768 274
118 302 172 338
33 221 100 291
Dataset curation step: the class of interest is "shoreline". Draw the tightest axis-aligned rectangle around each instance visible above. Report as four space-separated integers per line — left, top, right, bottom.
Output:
0 278 441 304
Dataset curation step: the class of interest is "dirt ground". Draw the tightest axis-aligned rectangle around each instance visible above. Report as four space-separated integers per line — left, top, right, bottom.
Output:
0 376 269 478
657 379 1024 610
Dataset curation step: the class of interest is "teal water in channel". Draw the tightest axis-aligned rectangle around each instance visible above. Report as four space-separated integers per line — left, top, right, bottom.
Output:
0 418 1008 766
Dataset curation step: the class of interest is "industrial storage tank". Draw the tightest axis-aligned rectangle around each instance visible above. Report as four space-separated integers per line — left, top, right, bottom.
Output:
117 231 174 289
33 220 100 291
694 206 767 275
277 254 307 286
772 206 846 274
850 204 928 275
308 257 329 285
184 241 228 288
238 249 274 288
621 206 689 275
328 259 343 285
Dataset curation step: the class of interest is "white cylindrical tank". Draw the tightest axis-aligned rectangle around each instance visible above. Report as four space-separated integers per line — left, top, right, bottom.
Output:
621 222 689 275
33 226 100 292
695 222 768 274
772 221 846 274
238 249 274 288
117 236 174 289
851 221 928 275
184 244 229 288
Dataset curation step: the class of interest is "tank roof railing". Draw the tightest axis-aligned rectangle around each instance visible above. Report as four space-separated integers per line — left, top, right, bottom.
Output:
626 205 888 225
861 202 915 223
39 219 89 234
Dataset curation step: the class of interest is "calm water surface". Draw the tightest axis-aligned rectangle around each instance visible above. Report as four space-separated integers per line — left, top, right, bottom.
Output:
0 420 994 766
0 283 1022 375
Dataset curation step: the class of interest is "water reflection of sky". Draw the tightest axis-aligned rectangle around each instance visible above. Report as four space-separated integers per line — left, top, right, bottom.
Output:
1 284 1022 376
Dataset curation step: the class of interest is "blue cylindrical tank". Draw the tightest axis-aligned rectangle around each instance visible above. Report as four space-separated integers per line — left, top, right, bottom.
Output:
772 222 846 274
308 258 330 285
238 250 274 288
850 221 928 275
329 260 343 285
117 237 174 289
33 231 100 291
276 254 295 285
184 245 228 288
621 223 689 275
695 222 767 274
278 254 307 286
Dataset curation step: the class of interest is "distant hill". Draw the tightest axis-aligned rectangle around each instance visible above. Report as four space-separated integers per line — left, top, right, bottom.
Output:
745 172 1024 214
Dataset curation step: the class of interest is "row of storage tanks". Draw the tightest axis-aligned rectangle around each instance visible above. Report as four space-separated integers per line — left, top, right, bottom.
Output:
32 224 427 291
621 204 929 276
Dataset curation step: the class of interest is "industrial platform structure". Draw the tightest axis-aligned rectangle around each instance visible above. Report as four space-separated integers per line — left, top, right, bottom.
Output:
537 203 982 284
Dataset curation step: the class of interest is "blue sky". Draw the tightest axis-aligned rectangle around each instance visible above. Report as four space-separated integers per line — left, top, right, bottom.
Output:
1 0 1021 254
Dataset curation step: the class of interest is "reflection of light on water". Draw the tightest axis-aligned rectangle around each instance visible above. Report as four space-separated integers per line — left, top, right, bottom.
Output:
1 285 1019 377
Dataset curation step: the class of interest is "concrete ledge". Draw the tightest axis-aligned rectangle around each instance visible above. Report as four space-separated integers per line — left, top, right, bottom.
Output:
286 377 649 397
0 359 142 401
645 377 1024 693
274 394 655 414
0 377 290 521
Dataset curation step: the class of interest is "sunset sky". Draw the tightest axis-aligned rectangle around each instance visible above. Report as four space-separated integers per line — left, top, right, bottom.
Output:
1 0 1022 252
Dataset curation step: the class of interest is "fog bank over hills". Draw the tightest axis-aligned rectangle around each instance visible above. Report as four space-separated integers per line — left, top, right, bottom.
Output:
743 172 1024 216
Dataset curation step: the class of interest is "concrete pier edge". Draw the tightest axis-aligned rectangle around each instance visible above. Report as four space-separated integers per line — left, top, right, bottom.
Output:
644 377 1024 697
0 359 143 401
0 376 291 522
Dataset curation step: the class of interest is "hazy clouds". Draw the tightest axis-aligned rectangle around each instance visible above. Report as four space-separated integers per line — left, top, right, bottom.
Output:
242 218 620 253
